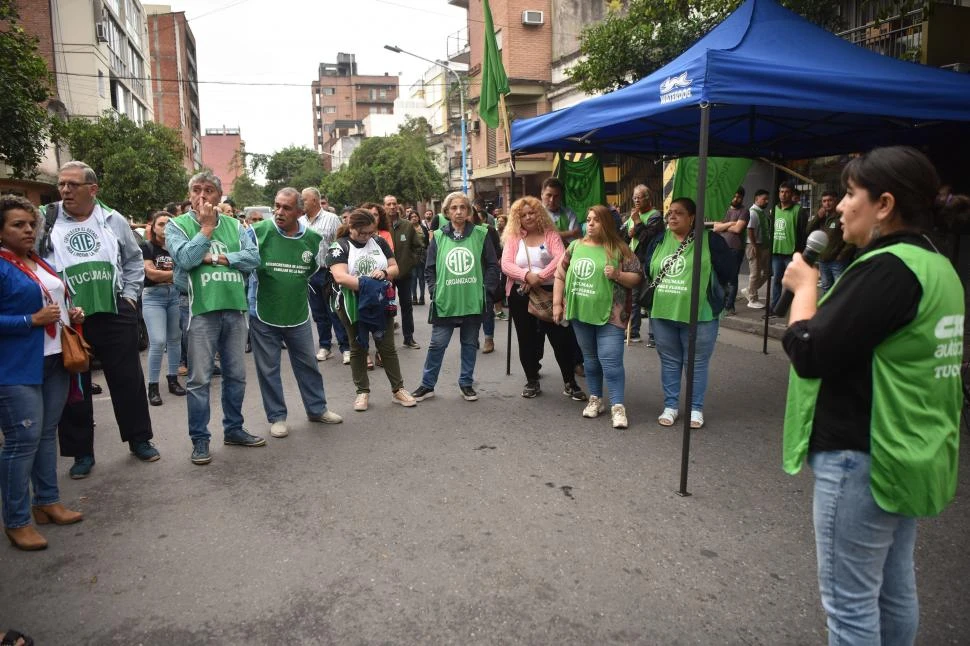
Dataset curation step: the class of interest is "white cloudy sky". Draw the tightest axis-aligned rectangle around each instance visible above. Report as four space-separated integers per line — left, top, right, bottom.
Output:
165 0 467 158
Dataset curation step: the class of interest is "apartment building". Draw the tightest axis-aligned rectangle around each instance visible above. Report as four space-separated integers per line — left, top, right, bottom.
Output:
201 127 245 197
145 5 202 172
310 53 399 170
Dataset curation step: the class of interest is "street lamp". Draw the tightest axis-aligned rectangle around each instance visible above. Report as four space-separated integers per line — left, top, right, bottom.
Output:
384 44 467 194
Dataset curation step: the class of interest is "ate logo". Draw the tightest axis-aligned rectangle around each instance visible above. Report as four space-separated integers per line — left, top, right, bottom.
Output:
355 256 378 276
209 240 230 256
775 218 787 232
660 254 687 278
572 257 596 280
301 250 314 264
65 229 101 257
445 247 475 276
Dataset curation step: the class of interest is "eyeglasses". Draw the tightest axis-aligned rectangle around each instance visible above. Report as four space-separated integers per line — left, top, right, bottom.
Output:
57 181 94 190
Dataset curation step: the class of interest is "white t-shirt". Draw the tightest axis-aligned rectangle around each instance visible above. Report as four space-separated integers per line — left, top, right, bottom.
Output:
37 267 70 356
514 240 556 285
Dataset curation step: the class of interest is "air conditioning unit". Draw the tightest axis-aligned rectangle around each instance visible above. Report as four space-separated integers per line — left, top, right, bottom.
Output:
468 120 481 134
522 10 544 26
95 22 109 43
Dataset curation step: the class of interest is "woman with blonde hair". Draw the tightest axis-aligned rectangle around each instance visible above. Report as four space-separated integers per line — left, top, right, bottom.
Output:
501 196 585 400
553 205 641 428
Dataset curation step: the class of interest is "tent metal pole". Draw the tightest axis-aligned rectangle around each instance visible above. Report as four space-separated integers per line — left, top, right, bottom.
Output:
506 156 517 376
762 165 779 354
677 103 711 498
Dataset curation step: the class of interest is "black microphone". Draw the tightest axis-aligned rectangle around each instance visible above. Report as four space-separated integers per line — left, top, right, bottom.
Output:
773 230 829 317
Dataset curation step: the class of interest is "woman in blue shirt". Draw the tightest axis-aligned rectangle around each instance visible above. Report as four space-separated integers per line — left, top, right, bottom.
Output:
0 195 85 550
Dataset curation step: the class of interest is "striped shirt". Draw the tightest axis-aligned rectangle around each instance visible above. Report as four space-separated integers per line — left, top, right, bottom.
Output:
299 209 341 267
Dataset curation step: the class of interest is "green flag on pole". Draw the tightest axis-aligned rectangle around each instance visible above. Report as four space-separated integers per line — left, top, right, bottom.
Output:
479 0 509 129
672 157 753 221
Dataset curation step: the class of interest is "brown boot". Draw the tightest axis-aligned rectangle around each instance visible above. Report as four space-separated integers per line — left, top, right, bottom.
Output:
32 502 83 526
5 525 48 551
482 337 495 354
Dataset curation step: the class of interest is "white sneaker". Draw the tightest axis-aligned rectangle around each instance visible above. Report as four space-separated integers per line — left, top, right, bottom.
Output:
308 410 343 424
354 393 369 411
270 421 289 438
582 395 604 418
316 348 332 361
611 404 628 429
391 389 417 407
747 300 766 309
342 350 351 365
658 407 678 426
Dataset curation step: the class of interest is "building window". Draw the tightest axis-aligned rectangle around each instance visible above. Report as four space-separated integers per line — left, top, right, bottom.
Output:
322 87 335 95
98 70 106 97
379 89 387 99
323 106 336 114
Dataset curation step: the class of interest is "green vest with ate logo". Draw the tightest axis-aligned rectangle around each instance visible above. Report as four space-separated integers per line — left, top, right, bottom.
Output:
47 205 119 314
252 220 321 327
564 241 614 325
772 204 799 255
783 243 964 516
433 226 486 318
170 213 248 316
649 230 714 323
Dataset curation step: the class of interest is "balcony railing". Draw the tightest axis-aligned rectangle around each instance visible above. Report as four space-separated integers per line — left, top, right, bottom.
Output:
837 9 925 61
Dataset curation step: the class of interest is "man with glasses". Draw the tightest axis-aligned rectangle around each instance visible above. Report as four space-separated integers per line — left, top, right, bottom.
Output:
39 161 158 479
623 185 663 343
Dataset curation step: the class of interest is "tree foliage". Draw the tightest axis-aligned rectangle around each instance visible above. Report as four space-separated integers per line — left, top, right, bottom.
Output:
320 129 445 208
263 146 326 201
230 172 267 208
567 0 845 94
64 113 188 221
0 0 62 178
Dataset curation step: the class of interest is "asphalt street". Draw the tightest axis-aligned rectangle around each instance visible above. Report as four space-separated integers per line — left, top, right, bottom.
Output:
2 312 968 645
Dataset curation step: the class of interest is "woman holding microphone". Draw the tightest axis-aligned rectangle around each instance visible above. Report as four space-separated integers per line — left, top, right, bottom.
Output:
0 196 85 550
781 146 965 644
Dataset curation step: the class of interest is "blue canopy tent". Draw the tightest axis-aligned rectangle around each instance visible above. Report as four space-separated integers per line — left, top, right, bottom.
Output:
510 0 970 494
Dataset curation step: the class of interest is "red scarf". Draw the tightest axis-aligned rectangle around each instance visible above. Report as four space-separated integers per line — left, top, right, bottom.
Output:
0 248 65 338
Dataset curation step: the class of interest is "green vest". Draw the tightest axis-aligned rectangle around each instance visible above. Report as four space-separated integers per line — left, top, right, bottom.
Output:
783 243 963 517
772 204 799 255
252 220 321 327
170 213 248 316
44 203 120 315
433 226 486 318
437 214 449 229
649 230 715 323
625 209 659 252
751 204 770 245
564 241 615 325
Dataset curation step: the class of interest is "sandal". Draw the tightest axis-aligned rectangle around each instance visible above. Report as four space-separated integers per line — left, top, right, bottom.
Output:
658 407 678 426
367 354 375 370
690 410 705 429
1 629 35 646
375 351 383 368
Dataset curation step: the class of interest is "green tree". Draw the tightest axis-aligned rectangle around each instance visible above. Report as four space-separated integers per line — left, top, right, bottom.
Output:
0 0 62 178
567 0 845 94
322 130 445 208
264 146 326 201
64 113 187 221
230 172 267 208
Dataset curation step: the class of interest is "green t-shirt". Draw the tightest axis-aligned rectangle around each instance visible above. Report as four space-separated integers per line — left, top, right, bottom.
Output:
170 213 248 316
649 230 714 323
624 209 659 252
783 243 963 517
252 220 321 327
564 241 615 326
433 226 487 318
772 204 799 255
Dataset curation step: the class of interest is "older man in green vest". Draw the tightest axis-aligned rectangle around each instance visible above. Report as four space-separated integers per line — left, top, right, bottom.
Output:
166 171 260 466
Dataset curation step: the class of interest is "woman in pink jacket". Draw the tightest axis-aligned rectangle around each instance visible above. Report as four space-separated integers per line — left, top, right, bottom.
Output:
501 196 587 401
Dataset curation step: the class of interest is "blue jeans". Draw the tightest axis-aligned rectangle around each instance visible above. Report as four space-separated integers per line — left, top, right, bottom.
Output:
420 319 481 389
483 297 495 337
142 285 182 382
819 260 846 295
179 294 190 368
250 318 328 422
651 318 719 411
411 265 425 302
571 321 626 405
0 356 69 529
308 272 349 352
809 451 919 646
724 248 745 310
771 254 792 311
186 310 248 441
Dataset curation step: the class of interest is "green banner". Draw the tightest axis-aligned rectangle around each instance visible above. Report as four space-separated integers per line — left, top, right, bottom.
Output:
672 157 752 221
557 153 605 224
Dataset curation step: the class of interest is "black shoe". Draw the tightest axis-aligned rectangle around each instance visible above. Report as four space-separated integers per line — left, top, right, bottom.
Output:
521 381 541 398
224 428 266 447
245 341 252 353
129 440 161 462
460 385 479 401
403 339 421 349
412 385 435 401
646 335 656 348
167 375 186 396
191 439 211 465
212 364 222 377
147 383 162 406
69 455 95 479
90 382 103 395
562 382 588 401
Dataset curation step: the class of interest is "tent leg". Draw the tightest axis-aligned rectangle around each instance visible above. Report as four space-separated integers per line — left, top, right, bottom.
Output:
762 165 779 354
506 156 517 376
678 103 711 498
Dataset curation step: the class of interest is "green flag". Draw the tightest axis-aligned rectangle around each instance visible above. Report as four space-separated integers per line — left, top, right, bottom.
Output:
556 153 605 225
672 157 753 221
479 0 509 129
